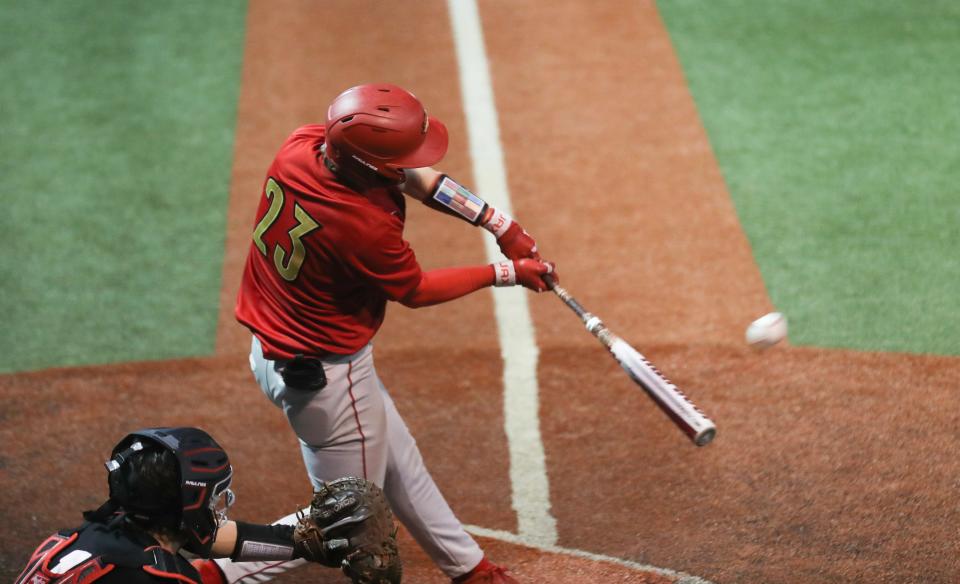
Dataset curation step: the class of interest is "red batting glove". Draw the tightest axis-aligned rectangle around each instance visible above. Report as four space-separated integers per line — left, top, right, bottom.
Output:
482 207 540 260
497 221 540 260
492 259 558 292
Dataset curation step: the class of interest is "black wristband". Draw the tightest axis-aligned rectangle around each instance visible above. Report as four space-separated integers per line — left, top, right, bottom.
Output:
231 521 296 562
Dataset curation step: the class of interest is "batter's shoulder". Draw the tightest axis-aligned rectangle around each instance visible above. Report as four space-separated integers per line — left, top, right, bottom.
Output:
275 124 326 155
289 124 326 141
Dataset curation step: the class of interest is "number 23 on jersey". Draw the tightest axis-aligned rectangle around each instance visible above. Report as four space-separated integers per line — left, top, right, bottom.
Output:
252 178 320 281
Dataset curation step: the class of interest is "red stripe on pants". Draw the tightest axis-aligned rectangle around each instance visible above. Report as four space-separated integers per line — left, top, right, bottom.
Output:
346 360 368 479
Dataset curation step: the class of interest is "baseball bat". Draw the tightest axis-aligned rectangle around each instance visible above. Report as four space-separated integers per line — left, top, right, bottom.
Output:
543 276 717 446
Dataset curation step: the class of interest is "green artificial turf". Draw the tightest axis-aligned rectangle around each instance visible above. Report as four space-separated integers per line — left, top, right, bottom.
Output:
0 2 247 372
658 0 960 355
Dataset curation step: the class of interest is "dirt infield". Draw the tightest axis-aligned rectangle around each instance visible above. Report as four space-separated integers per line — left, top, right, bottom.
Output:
2 1 958 582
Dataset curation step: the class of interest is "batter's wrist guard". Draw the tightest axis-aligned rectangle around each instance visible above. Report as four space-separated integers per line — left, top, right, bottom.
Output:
430 175 489 225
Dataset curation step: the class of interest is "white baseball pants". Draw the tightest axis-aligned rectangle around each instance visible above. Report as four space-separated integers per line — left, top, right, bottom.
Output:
214 336 483 582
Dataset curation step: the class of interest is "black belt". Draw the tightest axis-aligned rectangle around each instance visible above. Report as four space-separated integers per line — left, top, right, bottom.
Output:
275 355 328 392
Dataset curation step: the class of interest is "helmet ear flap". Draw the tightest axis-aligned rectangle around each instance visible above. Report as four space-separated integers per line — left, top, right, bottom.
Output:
323 142 342 167
321 140 403 189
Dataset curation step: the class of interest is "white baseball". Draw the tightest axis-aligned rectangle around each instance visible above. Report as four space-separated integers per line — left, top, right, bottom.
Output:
745 312 788 349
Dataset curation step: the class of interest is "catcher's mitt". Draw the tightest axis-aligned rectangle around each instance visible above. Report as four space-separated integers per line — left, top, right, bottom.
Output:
294 477 402 584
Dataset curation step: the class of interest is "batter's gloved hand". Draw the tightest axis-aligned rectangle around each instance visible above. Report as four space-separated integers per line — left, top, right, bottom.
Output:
482 207 540 260
293 477 401 584
492 258 558 292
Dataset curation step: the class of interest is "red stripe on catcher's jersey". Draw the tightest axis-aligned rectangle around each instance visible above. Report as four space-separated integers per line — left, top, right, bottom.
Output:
15 546 115 584
15 533 77 584
346 360 368 479
67 559 115 582
143 565 199 583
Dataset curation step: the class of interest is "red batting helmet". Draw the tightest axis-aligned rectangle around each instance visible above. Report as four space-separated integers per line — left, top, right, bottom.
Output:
325 84 449 182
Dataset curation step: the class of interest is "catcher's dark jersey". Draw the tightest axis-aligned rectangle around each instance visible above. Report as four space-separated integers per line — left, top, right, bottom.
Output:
236 125 423 360
16 518 200 584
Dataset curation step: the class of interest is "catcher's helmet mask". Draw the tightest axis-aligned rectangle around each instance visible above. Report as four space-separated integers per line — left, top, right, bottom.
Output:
96 427 234 556
324 83 449 184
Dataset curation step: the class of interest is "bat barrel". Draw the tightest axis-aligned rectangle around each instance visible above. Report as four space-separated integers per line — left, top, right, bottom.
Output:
609 338 717 447
545 276 717 446
694 425 717 446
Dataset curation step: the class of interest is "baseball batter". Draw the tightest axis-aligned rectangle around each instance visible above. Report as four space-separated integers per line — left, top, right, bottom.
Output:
220 84 555 583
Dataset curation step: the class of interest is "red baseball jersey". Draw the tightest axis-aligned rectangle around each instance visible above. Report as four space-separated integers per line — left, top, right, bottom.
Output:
235 125 423 359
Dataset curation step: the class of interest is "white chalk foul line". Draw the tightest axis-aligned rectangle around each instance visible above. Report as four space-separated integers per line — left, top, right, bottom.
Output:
446 3 713 582
464 525 716 584
447 0 558 546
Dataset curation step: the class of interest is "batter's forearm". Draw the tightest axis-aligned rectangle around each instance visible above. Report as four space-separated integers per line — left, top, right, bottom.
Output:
400 266 495 308
400 167 443 201
406 172 541 261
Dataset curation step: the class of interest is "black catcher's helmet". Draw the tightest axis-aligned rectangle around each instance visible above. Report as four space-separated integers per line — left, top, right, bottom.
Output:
102 427 234 556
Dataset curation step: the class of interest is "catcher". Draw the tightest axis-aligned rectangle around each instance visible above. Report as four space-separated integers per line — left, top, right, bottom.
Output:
15 426 401 584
